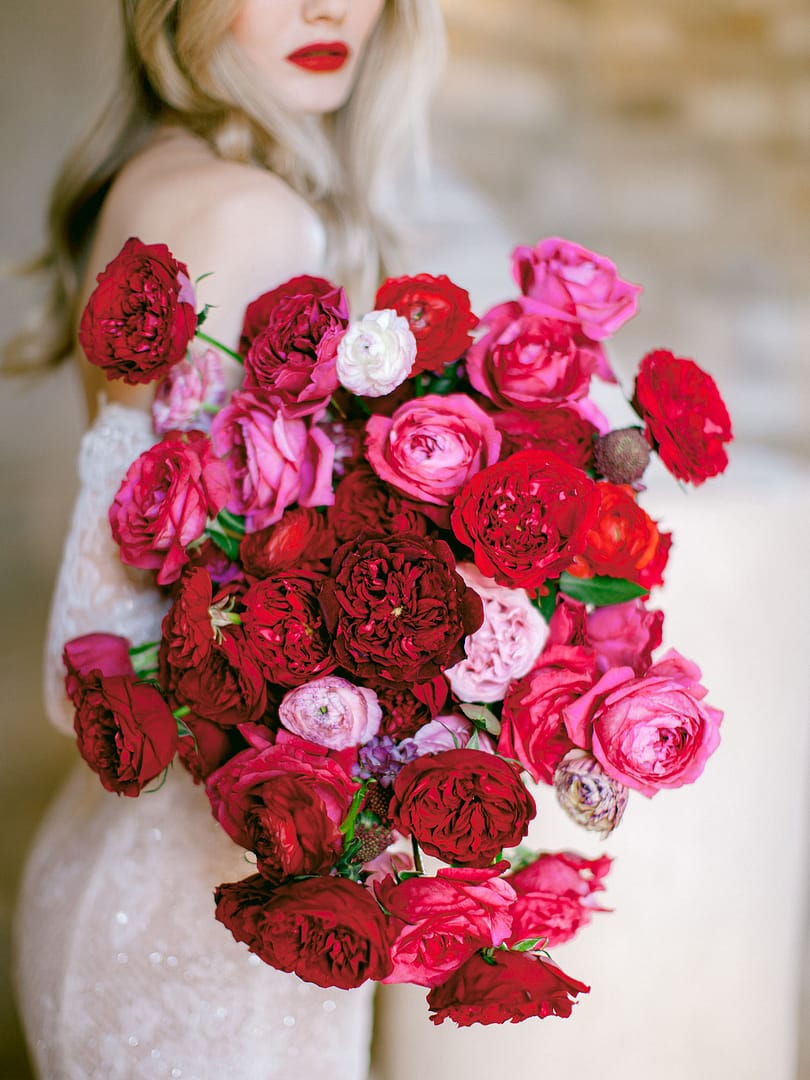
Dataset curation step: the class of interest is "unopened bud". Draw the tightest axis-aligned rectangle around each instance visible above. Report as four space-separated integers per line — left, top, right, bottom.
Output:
594 426 651 485
554 750 629 836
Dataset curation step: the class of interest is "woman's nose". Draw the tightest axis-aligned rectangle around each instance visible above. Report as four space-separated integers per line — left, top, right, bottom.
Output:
302 0 349 25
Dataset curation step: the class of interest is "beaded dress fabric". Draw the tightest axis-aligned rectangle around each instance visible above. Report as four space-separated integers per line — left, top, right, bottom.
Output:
14 402 374 1080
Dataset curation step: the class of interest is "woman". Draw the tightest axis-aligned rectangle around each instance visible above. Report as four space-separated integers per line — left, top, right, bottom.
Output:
12 2 444 1077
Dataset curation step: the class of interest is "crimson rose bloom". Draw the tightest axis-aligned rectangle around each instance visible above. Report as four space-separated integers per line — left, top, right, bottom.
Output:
72 673 178 796
78 237 197 384
240 274 348 417
495 406 598 472
240 506 335 578
508 851 612 948
177 714 239 784
160 567 216 676
427 949 589 1026
328 464 431 544
214 874 392 989
169 628 266 726
633 349 733 484
109 430 230 586
390 748 536 866
376 677 448 741
320 534 483 687
451 450 599 591
374 273 477 375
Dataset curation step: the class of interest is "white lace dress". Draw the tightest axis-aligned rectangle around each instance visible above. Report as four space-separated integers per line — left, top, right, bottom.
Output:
14 402 374 1080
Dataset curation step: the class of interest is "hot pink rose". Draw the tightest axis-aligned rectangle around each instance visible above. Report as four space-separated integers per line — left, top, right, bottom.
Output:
445 563 547 703
365 393 501 507
211 388 334 531
378 864 516 987
109 430 230 586
508 851 611 948
512 237 641 341
152 347 227 434
586 599 663 675
564 649 723 796
278 676 382 750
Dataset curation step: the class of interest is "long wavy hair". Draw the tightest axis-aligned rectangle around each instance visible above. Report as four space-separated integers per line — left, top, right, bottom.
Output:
7 0 446 370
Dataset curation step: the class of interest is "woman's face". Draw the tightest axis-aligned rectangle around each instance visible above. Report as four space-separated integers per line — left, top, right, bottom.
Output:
230 0 387 114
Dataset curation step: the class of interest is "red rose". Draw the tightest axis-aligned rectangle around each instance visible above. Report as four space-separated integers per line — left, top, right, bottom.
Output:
241 573 336 687
169 628 266 726
508 851 611 948
239 507 335 578
63 633 134 702
566 482 671 588
494 406 598 472
376 677 449 741
328 464 431 545
109 430 231 586
78 237 196 384
546 594 590 648
427 949 589 1026
390 748 536 867
160 568 217 676
319 534 483 687
214 874 393 989
451 450 599 591
240 274 348 418
72 673 178 796
177 713 240 784
633 349 733 484
374 273 477 375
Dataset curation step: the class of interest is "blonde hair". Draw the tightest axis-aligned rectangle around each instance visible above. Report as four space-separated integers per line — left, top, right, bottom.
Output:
8 0 446 369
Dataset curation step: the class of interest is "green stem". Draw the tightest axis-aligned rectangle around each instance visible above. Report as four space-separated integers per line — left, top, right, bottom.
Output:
173 706 191 719
411 837 424 875
195 330 243 365
340 783 368 839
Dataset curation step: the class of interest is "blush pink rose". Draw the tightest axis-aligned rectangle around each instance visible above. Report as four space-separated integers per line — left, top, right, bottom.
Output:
377 864 516 987
564 649 723 796
508 851 612 947
278 676 382 750
365 393 501 507
109 430 231 585
586 599 664 675
512 237 641 341
211 388 334 531
445 563 547 703
152 347 227 434
410 714 495 756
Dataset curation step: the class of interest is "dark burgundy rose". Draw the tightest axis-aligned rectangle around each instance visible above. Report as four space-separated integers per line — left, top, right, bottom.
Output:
72 674 178 797
177 714 242 785
451 450 600 591
328 464 432 545
240 274 348 417
426 949 589 1026
319 534 484 687
241 574 336 687
63 633 134 703
169 628 266 726
214 874 393 989
78 237 197 384
376 677 449 741
374 273 477 375
390 748 536 867
239 507 336 578
494 406 598 472
160 568 216 676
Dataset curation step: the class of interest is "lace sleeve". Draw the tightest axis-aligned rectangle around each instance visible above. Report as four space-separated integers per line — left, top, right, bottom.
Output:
43 402 170 734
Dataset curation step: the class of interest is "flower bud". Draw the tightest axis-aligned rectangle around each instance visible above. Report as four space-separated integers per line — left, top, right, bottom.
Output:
594 426 651 485
554 749 629 835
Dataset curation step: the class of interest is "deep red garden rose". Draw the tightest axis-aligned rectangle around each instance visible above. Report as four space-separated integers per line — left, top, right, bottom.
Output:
451 450 600 591
494 405 598 472
71 673 178 797
239 506 335 578
376 677 449 741
390 748 536 866
633 349 733 484
214 874 392 989
240 274 348 417
109 430 230 586
169 628 266 726
566 482 671 588
320 534 483 687
427 949 589 1026
241 573 335 687
374 273 477 375
160 567 217 676
78 237 197 384
508 851 612 948
177 714 239 785
328 463 432 544
63 633 134 702
498 644 597 784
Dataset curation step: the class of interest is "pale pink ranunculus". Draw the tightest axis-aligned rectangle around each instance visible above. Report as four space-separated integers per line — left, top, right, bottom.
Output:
563 649 722 797
210 388 334 531
445 563 547 703
410 714 495 756
365 393 501 507
278 676 382 751
377 864 517 987
336 309 417 397
512 237 642 341
586 599 663 675
152 347 227 435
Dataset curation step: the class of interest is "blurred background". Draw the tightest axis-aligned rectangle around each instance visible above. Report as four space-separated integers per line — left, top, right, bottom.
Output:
1 0 808 1077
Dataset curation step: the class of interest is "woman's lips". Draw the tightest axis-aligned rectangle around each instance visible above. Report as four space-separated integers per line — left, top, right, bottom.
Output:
285 42 350 73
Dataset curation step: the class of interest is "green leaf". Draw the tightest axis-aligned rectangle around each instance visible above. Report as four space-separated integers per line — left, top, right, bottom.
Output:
510 937 547 953
129 641 160 678
205 509 246 561
195 302 212 328
534 580 559 624
465 729 481 751
459 702 502 737
558 572 648 607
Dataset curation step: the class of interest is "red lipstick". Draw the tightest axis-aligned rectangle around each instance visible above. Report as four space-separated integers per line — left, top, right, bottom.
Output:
286 41 350 73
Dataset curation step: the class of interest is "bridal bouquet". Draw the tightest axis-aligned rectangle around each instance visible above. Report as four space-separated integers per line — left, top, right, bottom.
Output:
63 235 732 1025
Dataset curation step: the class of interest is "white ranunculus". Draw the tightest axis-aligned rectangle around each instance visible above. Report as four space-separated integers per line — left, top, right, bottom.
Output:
335 309 417 397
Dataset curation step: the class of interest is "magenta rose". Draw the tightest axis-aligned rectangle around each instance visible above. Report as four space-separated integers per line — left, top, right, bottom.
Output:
564 649 723 796
512 237 641 341
508 851 611 948
586 599 663 675
152 347 227 435
109 429 230 586
366 393 501 509
278 676 382 751
63 633 134 702
210 388 334 531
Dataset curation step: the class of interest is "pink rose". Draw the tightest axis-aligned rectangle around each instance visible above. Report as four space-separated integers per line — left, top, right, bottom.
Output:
109 430 231 585
512 237 641 341
152 347 227 435
211 388 334 531
564 649 723 796
508 851 612 948
411 714 495 756
63 633 134 702
365 393 501 507
445 563 547 703
377 864 516 987
278 676 382 750
586 599 664 675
